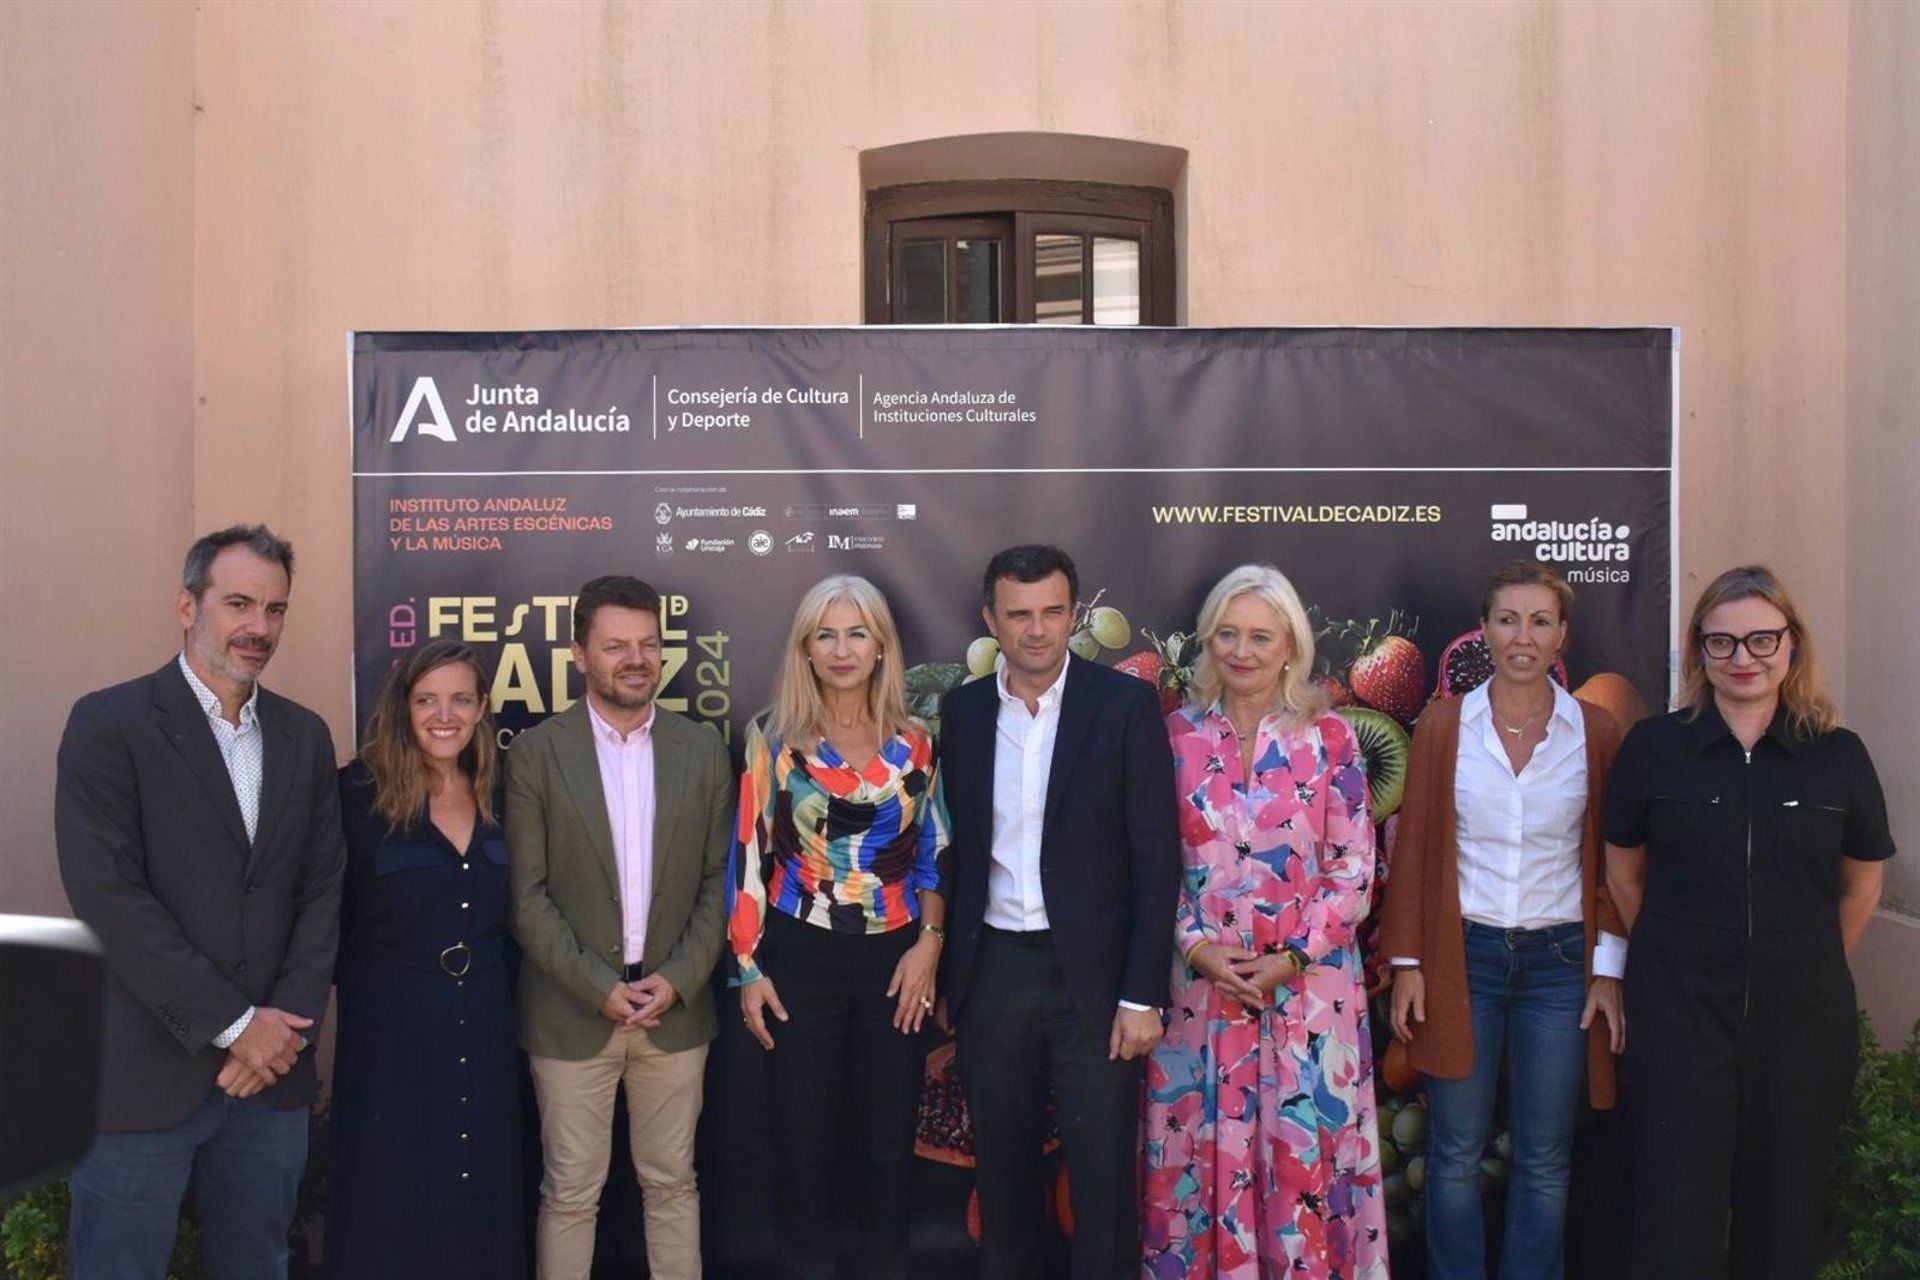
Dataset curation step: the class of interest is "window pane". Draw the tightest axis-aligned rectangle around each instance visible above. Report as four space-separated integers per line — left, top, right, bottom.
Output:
1034 233 1084 325
954 238 1002 323
898 240 947 324
1092 237 1141 325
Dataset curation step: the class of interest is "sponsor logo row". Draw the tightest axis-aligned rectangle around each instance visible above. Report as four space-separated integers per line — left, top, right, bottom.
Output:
654 529 886 560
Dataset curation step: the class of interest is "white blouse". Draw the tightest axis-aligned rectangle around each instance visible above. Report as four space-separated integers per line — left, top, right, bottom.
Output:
1394 681 1626 978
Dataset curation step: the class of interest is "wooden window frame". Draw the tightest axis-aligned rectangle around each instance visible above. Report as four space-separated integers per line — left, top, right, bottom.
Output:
865 179 1176 325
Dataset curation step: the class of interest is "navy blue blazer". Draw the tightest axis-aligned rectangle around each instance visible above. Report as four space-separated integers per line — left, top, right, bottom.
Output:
936 657 1180 1025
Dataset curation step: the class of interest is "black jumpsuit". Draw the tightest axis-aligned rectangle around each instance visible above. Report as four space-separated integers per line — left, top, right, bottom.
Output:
1603 704 1895 1280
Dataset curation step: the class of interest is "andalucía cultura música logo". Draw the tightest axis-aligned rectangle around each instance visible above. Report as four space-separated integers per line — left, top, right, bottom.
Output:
1489 503 1633 583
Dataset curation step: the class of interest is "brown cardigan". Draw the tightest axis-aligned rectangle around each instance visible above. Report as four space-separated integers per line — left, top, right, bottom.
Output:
1376 693 1625 1108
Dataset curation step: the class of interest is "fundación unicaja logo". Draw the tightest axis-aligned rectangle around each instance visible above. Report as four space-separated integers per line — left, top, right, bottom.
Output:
389 376 457 444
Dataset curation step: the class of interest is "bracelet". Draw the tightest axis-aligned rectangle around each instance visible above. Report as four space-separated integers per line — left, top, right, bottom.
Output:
1184 939 1211 964
921 923 947 940
1282 944 1311 974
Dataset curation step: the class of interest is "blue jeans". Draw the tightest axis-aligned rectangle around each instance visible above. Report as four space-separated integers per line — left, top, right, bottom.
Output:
1424 920 1588 1280
69 1089 308 1280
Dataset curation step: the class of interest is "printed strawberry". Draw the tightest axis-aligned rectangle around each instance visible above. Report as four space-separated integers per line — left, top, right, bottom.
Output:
1113 650 1164 687
1314 673 1354 708
1127 629 1198 715
1344 611 1427 725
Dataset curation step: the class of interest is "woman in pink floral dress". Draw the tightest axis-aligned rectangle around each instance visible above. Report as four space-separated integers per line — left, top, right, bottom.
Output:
1142 564 1389 1280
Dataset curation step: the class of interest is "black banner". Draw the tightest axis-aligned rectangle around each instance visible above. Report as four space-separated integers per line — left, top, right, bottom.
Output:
351 327 1674 1276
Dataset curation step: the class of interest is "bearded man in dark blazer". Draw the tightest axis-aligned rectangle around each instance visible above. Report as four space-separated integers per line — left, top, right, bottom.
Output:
56 525 346 1280
937 544 1181 1280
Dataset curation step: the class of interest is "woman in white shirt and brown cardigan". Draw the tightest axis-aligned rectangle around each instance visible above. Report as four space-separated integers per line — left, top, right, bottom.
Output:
1378 560 1628 1280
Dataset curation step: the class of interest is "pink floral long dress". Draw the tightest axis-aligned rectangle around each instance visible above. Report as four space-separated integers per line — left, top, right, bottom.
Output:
1142 705 1389 1280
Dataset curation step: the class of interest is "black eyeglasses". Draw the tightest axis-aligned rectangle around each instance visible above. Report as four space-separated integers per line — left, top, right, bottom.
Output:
1699 627 1790 660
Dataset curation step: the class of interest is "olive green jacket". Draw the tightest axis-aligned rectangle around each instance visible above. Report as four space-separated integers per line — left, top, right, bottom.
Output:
506 700 734 1059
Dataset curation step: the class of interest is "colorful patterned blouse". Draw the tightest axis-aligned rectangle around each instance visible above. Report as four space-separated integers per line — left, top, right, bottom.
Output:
727 717 950 984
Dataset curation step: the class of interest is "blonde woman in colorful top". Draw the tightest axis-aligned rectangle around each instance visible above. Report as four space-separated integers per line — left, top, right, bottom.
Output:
1142 564 1389 1280
727 573 952 1280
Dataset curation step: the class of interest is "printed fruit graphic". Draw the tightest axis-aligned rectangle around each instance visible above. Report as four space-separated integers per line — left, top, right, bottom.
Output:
1390 1105 1436 1151
1381 1037 1419 1093
1113 651 1165 687
915 1043 974 1167
1063 590 1129 661
915 1042 1062 1168
1088 606 1131 650
966 637 1001 678
1573 671 1649 728
1343 612 1428 724
1435 628 1568 700
1391 1102 1429 1150
1120 628 1197 715
1337 707 1411 821
1314 674 1354 708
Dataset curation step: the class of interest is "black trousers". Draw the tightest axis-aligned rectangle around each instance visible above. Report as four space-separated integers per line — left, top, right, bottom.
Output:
1626 920 1858 1280
956 927 1142 1280
761 910 924 1280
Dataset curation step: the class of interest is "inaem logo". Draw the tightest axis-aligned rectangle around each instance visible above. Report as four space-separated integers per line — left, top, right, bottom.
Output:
389 377 457 444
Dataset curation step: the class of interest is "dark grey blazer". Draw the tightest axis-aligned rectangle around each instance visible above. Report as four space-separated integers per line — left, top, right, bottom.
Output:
56 660 346 1132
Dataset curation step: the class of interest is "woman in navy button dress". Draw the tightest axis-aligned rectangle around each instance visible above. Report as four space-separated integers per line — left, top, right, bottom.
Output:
327 640 525 1278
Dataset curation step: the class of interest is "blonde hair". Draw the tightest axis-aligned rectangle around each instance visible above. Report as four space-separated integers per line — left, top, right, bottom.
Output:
1680 564 1838 737
1186 564 1328 726
767 575 915 747
360 639 497 830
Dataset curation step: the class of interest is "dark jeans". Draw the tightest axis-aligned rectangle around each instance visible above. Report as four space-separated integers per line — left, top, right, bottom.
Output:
1425 920 1588 1280
760 909 923 1280
956 927 1141 1280
68 1088 308 1280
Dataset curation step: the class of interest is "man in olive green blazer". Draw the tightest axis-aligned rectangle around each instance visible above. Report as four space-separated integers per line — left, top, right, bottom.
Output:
507 576 734 1280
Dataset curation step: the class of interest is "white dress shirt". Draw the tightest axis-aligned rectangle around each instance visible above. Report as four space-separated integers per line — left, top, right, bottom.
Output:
178 653 265 1048
1394 681 1626 978
984 655 1068 932
586 698 657 967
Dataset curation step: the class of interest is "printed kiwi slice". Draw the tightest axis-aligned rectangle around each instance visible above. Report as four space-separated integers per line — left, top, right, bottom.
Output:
1338 706 1411 821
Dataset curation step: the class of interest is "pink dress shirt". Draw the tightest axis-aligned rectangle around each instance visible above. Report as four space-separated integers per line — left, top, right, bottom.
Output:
586 698 656 966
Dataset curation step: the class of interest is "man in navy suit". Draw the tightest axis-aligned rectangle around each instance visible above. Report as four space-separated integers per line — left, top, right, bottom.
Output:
56 525 345 1280
937 544 1180 1280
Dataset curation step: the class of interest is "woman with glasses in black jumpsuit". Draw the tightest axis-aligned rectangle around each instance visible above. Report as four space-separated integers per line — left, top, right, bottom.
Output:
1603 565 1896 1279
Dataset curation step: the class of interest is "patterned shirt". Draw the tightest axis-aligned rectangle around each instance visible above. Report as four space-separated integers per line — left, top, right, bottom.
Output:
727 718 951 984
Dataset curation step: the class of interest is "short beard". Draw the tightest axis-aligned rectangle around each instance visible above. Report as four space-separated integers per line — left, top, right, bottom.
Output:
590 672 654 712
189 622 269 692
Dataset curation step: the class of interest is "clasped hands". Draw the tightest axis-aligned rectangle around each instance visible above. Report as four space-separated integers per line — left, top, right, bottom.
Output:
600 974 680 1031
1190 941 1300 1010
216 1006 313 1099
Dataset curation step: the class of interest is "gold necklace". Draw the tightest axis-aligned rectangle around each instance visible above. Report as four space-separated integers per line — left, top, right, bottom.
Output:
1492 701 1546 738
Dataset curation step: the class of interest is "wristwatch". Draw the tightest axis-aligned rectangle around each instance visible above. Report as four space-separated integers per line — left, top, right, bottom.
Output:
922 923 947 939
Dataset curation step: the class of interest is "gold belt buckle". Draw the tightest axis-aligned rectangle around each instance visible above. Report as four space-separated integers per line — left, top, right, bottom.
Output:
439 942 473 978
